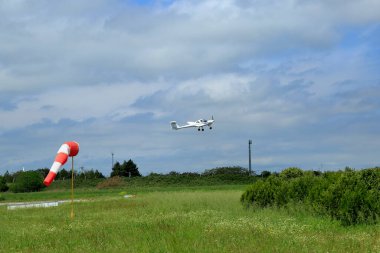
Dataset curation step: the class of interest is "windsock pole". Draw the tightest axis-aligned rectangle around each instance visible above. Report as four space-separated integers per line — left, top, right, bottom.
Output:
71 156 74 219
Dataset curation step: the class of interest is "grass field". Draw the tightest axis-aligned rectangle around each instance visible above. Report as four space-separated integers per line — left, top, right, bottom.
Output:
1 186 379 253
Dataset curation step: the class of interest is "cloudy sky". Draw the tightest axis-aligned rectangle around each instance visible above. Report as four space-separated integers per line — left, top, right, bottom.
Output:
1 0 379 176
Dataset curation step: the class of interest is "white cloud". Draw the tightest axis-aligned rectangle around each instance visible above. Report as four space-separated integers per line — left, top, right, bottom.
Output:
0 0 379 174
0 82 165 130
173 74 253 101
1 0 380 92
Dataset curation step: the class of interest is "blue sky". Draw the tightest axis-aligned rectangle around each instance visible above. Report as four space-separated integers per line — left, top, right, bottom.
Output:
0 0 379 176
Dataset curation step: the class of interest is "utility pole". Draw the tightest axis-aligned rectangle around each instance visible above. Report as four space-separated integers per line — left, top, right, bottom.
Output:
248 140 252 175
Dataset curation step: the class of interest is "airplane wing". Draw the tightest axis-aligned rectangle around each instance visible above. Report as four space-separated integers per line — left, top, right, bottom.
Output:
183 121 206 128
194 122 207 127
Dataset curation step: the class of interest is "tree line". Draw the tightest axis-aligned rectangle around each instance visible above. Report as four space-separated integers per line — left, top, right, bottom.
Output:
0 159 143 193
0 164 249 193
0 167 106 193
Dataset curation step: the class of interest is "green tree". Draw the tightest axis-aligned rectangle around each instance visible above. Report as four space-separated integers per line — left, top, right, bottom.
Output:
78 169 105 180
111 160 141 177
11 171 45 193
94 170 105 179
0 176 9 192
3 170 13 183
110 161 122 177
122 159 142 177
57 168 70 180
36 168 50 178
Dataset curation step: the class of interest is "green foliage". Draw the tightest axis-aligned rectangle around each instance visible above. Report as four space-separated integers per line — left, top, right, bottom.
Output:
40 167 255 190
0 176 9 192
111 159 141 177
77 169 105 180
241 177 277 207
110 161 121 177
50 168 105 182
260 170 271 178
279 167 304 179
241 167 380 225
324 169 380 225
92 171 256 189
56 168 71 180
203 166 249 176
36 168 49 179
10 171 45 193
3 170 13 183
132 167 249 187
124 159 141 177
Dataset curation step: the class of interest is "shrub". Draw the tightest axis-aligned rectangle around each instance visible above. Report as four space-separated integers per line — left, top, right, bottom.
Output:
287 175 319 202
10 171 45 193
279 167 304 179
203 166 249 176
241 176 283 207
241 168 380 225
260 170 271 178
96 176 123 189
325 169 380 225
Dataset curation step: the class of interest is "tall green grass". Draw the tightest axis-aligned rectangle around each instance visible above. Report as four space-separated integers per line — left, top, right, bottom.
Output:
1 188 379 252
0 184 245 202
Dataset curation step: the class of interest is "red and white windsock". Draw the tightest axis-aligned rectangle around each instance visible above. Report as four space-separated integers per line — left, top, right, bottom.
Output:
43 141 79 187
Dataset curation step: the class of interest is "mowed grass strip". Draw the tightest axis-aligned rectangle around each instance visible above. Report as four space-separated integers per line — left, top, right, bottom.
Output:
1 189 379 253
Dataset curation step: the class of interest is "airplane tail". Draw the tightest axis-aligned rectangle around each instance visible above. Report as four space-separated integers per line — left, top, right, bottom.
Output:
171 121 180 130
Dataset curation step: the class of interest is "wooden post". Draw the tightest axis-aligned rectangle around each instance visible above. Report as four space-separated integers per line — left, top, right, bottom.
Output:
71 156 74 219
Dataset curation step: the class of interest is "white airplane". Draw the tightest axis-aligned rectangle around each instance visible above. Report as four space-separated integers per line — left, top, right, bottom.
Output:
171 116 215 131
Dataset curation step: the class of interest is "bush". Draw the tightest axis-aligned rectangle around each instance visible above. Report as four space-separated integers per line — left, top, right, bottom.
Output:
203 166 249 176
0 176 9 192
260 171 271 178
241 175 283 207
279 167 304 179
96 176 123 189
241 168 380 225
10 171 45 193
324 169 380 225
